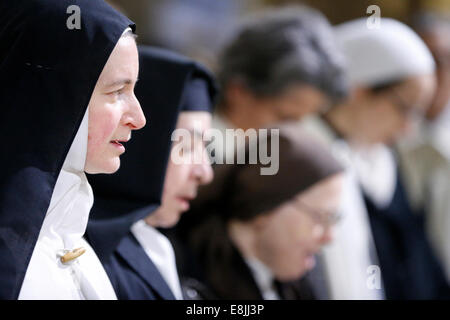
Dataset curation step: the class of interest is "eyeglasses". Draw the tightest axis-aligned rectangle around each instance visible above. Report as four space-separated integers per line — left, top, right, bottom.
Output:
292 199 341 228
387 89 424 121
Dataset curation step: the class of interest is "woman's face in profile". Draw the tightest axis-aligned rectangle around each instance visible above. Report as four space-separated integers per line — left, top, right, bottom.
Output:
85 34 146 174
354 74 436 145
145 111 214 228
253 173 343 281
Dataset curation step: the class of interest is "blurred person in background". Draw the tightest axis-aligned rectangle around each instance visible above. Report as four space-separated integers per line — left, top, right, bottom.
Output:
302 17 449 299
87 47 217 300
179 124 344 299
175 5 349 299
396 12 450 282
213 5 348 144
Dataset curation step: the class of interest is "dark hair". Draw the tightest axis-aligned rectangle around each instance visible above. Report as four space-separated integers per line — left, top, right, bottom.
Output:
217 5 349 107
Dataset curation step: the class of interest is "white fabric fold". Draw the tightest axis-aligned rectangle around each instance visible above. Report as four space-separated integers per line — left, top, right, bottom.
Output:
18 108 117 300
131 220 183 300
335 18 435 87
396 103 450 281
347 143 397 209
245 257 280 300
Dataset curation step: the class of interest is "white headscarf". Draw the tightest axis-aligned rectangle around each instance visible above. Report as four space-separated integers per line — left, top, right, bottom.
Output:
18 27 135 300
18 108 117 300
334 18 435 207
335 18 435 87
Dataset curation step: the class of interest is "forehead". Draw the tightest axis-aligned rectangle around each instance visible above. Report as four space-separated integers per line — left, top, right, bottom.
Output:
295 174 343 204
97 36 138 86
176 112 212 130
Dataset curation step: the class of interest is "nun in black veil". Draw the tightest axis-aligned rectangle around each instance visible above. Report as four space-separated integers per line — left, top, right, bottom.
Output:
0 0 145 299
86 46 218 300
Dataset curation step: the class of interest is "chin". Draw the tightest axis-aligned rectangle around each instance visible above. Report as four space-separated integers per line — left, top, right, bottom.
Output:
159 218 179 229
290 268 307 281
159 212 182 229
276 262 307 281
85 158 120 174
104 157 121 173
276 270 304 282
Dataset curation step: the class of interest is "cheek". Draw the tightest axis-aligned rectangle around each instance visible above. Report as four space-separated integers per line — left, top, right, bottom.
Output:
365 105 397 137
269 213 304 253
381 109 405 137
88 103 122 150
288 215 310 247
162 163 189 198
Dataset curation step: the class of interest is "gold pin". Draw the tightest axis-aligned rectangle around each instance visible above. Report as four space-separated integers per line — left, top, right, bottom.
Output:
60 247 86 264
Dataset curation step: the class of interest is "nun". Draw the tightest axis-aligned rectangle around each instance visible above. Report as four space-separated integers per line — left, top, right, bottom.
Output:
302 18 449 299
86 46 217 300
396 12 450 282
211 5 348 162
0 0 145 299
177 123 344 300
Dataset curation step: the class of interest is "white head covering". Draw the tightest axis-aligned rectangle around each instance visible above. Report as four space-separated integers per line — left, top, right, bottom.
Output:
335 18 435 87
333 18 436 207
18 107 117 300
18 26 136 300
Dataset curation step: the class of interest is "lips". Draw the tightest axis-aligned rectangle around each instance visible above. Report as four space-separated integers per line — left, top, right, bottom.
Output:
110 137 130 152
110 140 124 147
176 194 196 211
304 254 316 269
179 194 196 202
110 136 130 146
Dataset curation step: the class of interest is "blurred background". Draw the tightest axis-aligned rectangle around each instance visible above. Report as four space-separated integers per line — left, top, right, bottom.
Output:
105 0 450 300
108 0 450 69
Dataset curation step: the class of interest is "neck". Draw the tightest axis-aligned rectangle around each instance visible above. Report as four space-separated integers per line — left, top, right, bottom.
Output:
324 103 360 141
228 220 258 260
144 212 159 227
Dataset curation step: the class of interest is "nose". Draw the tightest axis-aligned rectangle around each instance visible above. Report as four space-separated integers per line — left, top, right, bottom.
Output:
125 93 146 130
322 225 334 244
402 115 413 132
312 224 334 246
191 153 214 185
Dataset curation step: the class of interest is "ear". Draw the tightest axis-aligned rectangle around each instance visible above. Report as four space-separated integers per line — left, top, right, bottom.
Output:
225 78 255 105
251 212 273 230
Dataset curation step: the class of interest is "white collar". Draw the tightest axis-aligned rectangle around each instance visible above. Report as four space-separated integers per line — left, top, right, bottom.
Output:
40 108 92 250
245 257 280 300
19 108 117 300
131 220 183 300
346 143 397 208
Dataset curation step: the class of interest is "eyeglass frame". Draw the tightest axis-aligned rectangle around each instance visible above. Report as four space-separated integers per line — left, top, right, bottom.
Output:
290 198 341 228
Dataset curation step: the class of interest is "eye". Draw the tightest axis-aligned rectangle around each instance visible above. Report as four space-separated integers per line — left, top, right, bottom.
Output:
113 89 123 96
107 87 125 97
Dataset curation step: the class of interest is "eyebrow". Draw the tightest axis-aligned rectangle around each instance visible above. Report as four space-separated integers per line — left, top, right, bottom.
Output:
105 77 139 88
